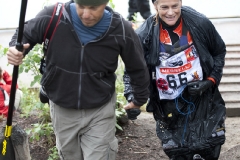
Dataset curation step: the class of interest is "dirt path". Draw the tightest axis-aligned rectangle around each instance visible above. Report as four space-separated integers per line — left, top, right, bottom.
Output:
1 111 239 160
116 111 240 160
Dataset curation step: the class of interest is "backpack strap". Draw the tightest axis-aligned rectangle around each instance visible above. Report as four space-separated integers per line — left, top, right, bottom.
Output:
43 2 64 53
0 87 5 100
40 2 64 74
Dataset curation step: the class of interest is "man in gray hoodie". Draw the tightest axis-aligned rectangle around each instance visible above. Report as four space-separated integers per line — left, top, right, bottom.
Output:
7 0 150 159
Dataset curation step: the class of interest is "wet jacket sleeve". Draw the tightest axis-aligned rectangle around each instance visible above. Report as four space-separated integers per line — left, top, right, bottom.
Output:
189 17 226 85
121 21 150 107
203 19 226 85
123 70 133 101
182 6 226 85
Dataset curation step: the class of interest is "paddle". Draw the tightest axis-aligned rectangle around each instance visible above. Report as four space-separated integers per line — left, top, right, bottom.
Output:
0 0 28 159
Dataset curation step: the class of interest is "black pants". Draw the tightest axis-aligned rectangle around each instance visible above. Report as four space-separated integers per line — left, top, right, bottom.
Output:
127 0 152 21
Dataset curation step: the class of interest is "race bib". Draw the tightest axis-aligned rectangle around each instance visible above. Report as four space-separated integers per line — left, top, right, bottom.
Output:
156 45 203 99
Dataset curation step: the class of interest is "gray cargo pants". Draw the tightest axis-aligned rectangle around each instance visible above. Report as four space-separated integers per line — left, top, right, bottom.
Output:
49 93 118 160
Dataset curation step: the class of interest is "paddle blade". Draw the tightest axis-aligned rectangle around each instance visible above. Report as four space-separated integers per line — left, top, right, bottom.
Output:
0 137 16 160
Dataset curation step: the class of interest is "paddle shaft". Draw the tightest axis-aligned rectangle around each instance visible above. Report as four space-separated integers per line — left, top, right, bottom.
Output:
6 0 28 127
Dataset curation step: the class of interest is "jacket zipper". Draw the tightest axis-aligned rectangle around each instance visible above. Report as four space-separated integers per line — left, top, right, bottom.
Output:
76 13 115 109
78 45 84 109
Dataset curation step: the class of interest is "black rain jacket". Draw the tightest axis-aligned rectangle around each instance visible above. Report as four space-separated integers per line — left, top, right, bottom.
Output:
124 6 226 158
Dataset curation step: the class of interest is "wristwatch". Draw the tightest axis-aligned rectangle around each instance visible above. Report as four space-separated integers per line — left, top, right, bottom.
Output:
127 94 134 103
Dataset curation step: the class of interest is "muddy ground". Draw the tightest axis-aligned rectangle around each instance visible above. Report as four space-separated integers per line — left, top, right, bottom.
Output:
0 111 239 160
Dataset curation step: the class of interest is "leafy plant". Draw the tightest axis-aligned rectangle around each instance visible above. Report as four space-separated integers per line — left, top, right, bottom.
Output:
114 57 128 130
108 0 115 9
26 121 54 145
115 102 126 131
19 44 44 87
131 13 138 22
0 45 8 57
19 88 40 117
48 146 59 160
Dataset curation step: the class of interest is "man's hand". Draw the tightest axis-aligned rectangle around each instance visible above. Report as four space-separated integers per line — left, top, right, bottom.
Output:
7 43 30 65
124 102 141 120
188 80 213 95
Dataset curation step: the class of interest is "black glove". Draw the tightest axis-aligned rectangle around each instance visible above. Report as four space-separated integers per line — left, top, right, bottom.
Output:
126 108 141 120
187 80 213 96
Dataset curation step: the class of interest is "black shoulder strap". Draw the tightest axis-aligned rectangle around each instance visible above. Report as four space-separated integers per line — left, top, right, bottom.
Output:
0 87 5 100
43 2 64 54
